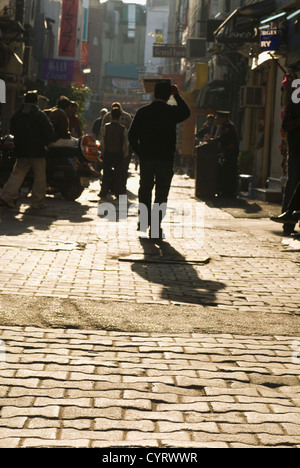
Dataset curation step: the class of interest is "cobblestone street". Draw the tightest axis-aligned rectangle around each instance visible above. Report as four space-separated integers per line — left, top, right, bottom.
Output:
0 168 299 448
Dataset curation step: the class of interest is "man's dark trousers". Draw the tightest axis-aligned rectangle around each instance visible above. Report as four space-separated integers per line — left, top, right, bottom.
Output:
282 150 300 232
282 150 300 212
138 159 174 231
288 181 300 212
100 152 124 197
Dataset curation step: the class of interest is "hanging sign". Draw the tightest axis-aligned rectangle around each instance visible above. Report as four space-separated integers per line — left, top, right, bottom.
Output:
260 29 279 51
58 0 79 58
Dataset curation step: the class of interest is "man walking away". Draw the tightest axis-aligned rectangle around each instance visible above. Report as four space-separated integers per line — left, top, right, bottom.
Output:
0 91 55 210
128 81 190 239
102 102 133 193
101 102 132 130
99 107 128 198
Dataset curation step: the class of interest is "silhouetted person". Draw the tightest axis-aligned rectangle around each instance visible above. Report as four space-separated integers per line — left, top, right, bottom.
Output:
128 81 190 239
99 107 128 198
0 91 54 210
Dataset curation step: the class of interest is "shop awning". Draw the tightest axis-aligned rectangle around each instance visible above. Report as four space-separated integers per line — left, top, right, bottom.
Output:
215 0 276 44
196 80 234 111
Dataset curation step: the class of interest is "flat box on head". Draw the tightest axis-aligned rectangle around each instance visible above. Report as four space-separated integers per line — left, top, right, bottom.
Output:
143 78 171 93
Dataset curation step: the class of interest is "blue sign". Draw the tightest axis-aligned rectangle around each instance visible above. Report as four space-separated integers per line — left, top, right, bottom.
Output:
260 29 279 51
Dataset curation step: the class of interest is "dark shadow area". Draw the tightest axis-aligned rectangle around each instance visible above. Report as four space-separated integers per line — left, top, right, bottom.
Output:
201 195 281 219
131 237 226 305
0 195 92 236
0 208 34 235
43 196 93 223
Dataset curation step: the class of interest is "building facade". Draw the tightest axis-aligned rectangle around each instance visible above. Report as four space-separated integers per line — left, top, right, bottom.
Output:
0 0 91 131
96 0 146 114
167 0 300 196
144 0 169 76
214 0 300 198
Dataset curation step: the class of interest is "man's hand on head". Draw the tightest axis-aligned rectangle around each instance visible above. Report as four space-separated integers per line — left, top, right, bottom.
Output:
171 84 180 95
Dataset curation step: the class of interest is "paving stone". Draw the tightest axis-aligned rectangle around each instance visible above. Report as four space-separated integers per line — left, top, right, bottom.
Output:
60 429 125 441
94 418 155 432
21 439 90 448
0 438 21 448
1 406 60 419
61 406 123 420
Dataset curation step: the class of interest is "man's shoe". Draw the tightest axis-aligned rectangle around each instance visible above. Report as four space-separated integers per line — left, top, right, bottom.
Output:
283 223 296 236
271 211 298 224
293 210 300 220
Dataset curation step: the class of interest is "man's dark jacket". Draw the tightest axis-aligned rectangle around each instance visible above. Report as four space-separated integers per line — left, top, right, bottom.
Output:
128 93 190 161
11 103 55 158
282 101 300 150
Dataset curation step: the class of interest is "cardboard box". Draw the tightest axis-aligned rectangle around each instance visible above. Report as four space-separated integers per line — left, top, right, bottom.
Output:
143 78 171 93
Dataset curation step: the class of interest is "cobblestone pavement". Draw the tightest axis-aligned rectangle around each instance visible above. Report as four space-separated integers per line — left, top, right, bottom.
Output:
0 169 299 448
0 172 298 313
0 327 299 448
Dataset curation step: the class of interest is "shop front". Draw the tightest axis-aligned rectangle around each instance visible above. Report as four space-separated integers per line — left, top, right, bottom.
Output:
213 0 300 200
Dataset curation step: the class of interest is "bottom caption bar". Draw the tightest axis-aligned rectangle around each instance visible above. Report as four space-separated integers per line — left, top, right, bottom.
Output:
92 448 209 464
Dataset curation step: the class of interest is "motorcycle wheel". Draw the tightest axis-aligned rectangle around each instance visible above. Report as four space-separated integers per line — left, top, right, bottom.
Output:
60 178 84 201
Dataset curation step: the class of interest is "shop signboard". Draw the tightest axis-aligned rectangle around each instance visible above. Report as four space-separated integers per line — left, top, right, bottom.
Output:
153 44 186 58
260 28 279 51
58 0 79 58
43 58 74 82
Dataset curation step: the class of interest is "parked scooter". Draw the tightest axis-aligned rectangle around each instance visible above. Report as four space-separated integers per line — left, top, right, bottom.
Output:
0 134 102 201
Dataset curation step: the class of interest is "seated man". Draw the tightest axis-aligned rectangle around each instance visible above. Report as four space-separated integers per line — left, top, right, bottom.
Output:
48 96 78 148
197 114 217 141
